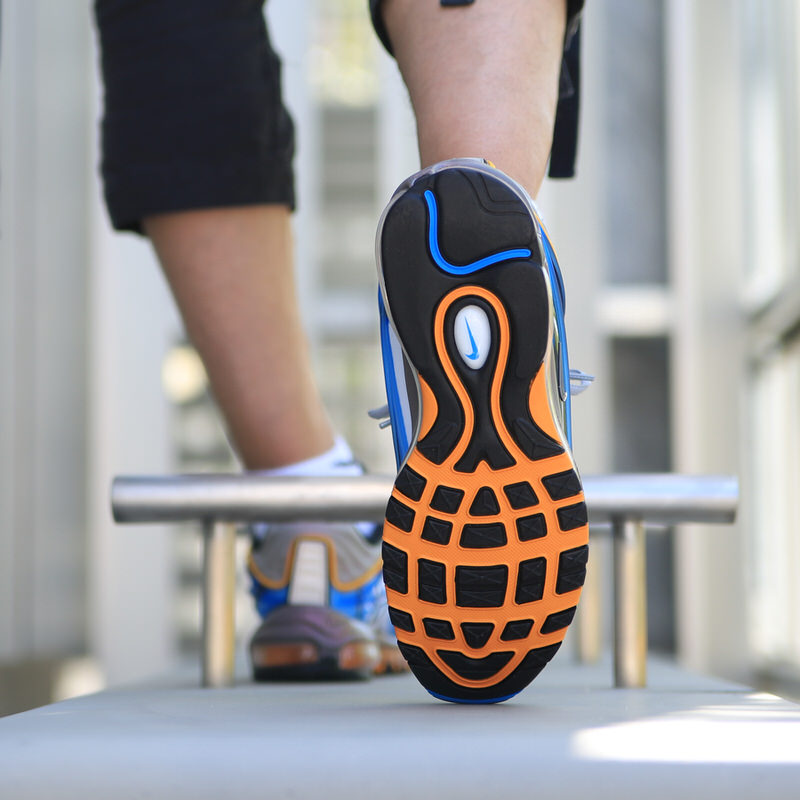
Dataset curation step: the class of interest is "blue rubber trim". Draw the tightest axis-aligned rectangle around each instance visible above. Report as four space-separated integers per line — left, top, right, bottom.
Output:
539 228 573 446
427 688 519 705
425 190 531 275
330 571 385 623
249 578 290 618
378 291 410 466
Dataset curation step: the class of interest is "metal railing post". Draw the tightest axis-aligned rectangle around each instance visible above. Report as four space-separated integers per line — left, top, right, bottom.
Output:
613 517 647 688
201 520 236 688
574 541 603 664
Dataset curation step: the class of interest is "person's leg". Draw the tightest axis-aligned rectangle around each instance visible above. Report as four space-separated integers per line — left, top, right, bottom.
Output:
94 0 399 681
95 0 334 470
144 206 334 470
381 0 568 198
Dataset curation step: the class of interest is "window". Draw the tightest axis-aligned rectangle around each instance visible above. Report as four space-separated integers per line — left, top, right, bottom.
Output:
741 0 800 680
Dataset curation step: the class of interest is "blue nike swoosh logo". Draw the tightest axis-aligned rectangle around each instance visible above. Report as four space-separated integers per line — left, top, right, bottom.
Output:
465 320 480 360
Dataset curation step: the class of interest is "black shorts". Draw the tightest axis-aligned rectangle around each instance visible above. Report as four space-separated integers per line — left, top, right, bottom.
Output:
95 0 582 233
95 0 296 233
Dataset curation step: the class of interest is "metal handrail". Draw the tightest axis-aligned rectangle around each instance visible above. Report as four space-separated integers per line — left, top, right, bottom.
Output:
111 473 738 689
112 473 737 524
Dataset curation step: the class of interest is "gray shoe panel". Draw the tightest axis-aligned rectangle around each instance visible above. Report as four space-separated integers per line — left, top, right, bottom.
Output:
249 523 381 587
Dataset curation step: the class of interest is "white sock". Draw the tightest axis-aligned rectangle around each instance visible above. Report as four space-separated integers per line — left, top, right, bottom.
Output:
250 437 376 539
254 436 363 478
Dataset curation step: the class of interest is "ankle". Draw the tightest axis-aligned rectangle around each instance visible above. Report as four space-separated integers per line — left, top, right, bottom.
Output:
249 436 363 479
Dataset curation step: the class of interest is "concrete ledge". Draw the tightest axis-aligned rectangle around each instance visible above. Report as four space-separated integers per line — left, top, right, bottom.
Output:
1 657 799 799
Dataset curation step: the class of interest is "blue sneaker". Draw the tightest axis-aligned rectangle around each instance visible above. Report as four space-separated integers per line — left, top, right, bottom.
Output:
248 523 406 680
376 159 589 703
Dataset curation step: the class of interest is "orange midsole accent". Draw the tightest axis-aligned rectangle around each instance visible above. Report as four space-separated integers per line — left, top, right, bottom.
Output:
528 354 561 442
418 376 438 440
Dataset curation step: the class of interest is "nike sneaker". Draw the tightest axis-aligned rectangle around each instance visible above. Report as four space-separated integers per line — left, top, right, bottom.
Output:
376 158 589 703
248 523 406 680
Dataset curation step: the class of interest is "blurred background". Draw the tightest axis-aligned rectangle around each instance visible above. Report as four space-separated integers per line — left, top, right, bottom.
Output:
1 0 799 715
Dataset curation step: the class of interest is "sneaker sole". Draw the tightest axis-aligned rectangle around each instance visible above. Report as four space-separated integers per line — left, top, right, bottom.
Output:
377 161 589 703
250 606 380 681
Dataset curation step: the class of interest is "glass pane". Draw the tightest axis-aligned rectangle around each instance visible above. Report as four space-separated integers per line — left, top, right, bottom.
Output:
603 0 667 285
741 0 800 296
748 342 800 670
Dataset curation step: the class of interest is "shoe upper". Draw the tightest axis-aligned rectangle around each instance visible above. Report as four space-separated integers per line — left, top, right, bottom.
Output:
248 522 388 630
